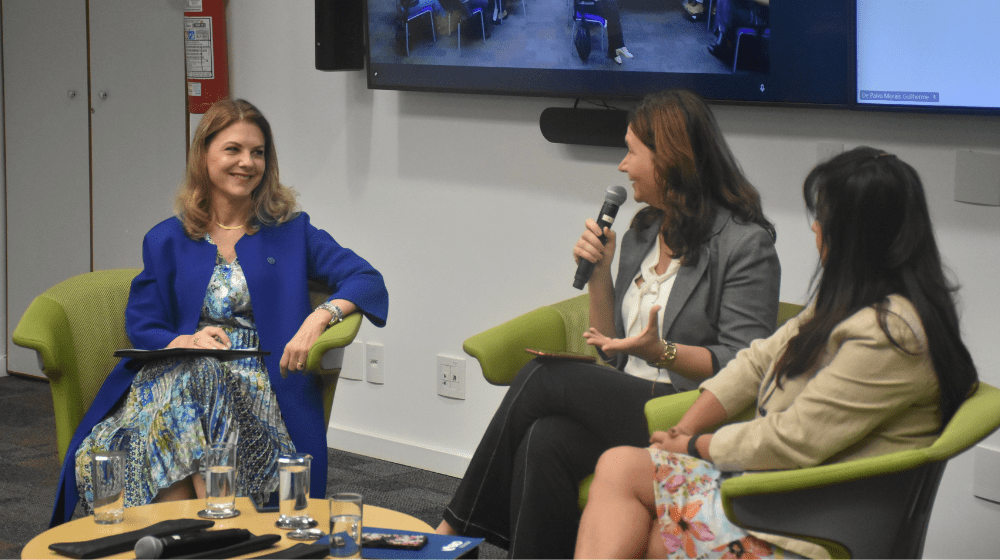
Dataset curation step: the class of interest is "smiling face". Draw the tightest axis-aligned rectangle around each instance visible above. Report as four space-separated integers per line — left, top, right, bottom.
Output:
619 126 660 207
205 120 265 203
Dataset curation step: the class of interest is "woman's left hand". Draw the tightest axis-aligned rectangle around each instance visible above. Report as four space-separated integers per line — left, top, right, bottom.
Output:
649 429 689 454
583 305 663 360
279 309 333 376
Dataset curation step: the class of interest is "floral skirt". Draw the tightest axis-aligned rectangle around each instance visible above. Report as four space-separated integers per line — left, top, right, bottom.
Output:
648 449 801 559
75 356 295 513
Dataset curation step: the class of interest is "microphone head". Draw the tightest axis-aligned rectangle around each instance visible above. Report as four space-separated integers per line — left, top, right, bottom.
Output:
134 535 165 558
605 185 627 206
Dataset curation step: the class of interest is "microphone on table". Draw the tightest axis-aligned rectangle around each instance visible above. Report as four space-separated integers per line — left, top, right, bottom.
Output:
573 185 628 290
134 528 251 558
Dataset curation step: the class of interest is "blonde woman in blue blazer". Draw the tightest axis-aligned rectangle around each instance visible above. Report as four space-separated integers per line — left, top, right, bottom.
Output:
437 90 780 558
51 100 388 526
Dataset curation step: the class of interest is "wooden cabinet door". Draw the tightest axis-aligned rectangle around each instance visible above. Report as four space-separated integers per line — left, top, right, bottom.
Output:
89 0 187 271
4 0 92 377
4 0 187 376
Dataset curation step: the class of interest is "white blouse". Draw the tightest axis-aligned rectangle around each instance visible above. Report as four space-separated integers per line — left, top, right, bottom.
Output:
621 241 681 382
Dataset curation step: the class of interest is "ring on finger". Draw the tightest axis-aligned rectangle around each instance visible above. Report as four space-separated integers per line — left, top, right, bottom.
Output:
296 362 304 368
194 337 200 344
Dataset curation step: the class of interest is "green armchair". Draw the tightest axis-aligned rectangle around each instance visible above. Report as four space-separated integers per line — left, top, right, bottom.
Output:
12 269 360 463
463 293 803 385
641 382 1000 559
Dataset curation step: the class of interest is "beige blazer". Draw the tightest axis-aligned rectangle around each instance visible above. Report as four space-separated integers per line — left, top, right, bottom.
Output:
703 294 941 472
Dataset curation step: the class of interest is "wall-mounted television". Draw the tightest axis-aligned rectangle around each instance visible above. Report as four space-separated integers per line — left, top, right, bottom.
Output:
856 0 1000 114
365 0 855 106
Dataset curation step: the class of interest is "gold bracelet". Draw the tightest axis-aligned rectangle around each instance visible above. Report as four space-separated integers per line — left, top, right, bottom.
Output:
646 339 677 369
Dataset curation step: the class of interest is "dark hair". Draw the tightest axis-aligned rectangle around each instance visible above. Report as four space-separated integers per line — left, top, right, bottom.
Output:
175 99 298 238
628 89 774 265
773 146 978 425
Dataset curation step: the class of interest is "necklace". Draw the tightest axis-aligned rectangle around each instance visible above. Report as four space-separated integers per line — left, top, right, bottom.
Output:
216 222 245 230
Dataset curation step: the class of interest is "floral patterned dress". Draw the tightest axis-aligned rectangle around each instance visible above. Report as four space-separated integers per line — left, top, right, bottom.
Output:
648 449 804 559
74 246 296 512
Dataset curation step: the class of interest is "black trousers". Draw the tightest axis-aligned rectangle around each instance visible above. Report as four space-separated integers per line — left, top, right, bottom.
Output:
442 358 675 558
601 0 625 57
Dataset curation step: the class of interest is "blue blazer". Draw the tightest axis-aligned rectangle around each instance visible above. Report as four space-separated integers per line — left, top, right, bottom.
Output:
51 212 389 526
609 208 780 391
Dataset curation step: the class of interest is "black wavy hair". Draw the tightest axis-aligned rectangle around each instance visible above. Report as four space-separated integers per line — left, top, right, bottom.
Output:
773 146 978 425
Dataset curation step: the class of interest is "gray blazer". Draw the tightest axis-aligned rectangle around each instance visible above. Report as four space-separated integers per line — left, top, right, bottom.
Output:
609 208 781 391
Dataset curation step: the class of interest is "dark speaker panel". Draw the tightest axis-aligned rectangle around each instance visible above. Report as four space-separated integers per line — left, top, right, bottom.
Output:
539 108 629 148
316 0 365 71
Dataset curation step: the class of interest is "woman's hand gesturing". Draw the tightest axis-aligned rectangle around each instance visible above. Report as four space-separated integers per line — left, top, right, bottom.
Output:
583 305 663 360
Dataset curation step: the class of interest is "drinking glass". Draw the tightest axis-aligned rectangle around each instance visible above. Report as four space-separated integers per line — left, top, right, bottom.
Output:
198 441 240 519
91 450 126 524
276 453 322 539
329 493 363 558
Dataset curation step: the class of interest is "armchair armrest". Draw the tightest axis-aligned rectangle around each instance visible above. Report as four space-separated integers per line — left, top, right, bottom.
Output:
12 295 76 379
644 390 700 432
305 312 363 374
463 306 569 385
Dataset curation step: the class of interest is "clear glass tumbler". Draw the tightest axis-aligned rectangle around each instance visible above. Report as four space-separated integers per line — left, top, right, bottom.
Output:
91 450 126 524
329 493 363 558
276 453 321 539
198 441 239 519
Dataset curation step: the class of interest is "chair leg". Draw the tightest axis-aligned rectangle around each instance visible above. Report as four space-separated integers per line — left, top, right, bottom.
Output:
479 11 486 42
732 31 743 73
405 21 410 55
427 10 436 42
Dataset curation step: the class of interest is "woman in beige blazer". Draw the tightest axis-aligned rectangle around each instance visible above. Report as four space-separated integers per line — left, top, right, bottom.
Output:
576 146 979 559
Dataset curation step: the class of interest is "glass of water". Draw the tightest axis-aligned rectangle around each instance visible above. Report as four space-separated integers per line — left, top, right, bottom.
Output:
329 493 363 558
276 453 322 539
198 441 239 519
91 450 126 524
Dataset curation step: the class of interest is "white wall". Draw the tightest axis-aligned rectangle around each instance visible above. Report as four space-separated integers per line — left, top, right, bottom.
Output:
225 3 999 557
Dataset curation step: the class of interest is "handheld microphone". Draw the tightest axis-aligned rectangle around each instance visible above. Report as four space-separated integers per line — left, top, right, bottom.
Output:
573 185 628 289
134 528 251 558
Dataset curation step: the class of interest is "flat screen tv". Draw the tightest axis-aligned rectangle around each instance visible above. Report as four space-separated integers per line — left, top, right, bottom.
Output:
365 0 855 105
856 0 1000 114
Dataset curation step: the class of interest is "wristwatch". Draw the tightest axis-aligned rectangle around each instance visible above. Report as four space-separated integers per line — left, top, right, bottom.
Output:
646 339 678 369
687 433 705 460
316 301 344 327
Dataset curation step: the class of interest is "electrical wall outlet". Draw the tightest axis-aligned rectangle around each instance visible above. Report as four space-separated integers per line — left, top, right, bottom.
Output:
366 342 384 384
339 340 364 381
437 355 465 400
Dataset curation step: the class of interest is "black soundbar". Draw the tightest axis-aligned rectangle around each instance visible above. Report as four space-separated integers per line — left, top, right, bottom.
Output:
539 107 629 148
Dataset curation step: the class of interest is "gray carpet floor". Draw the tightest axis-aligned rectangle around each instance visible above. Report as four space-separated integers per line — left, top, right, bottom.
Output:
0 375 504 558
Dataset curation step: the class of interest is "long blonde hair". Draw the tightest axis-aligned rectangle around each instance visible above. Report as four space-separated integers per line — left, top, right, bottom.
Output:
175 99 297 238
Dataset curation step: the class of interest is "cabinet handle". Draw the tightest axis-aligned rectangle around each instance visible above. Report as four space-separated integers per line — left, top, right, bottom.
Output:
67 90 77 99
99 91 109 100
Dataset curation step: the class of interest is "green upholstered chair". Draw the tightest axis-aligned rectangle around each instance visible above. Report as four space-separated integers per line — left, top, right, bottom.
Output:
464 294 598 385
639 382 1000 559
12 269 360 463
463 293 803 385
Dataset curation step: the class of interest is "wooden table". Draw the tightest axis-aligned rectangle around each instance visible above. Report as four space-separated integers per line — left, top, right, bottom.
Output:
22 497 433 559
